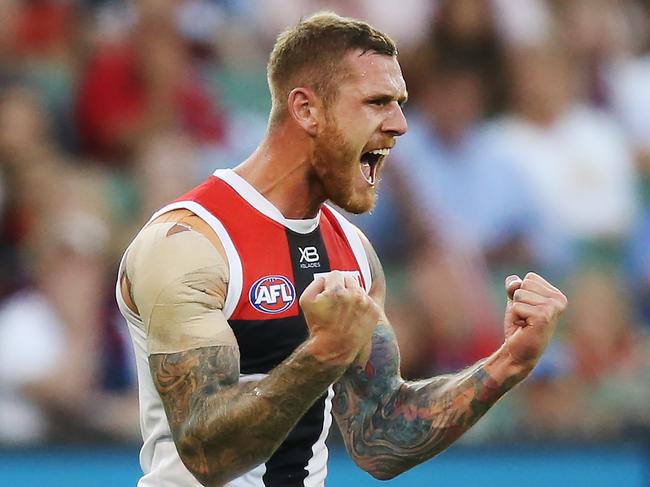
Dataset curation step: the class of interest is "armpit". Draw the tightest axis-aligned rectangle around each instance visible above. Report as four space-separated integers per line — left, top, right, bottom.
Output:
126 221 236 355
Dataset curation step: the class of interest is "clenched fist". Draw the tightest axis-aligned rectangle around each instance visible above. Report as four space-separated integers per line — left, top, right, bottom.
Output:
503 272 568 370
300 271 381 366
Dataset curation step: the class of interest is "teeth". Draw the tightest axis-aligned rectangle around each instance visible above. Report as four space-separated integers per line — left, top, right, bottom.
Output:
368 148 390 157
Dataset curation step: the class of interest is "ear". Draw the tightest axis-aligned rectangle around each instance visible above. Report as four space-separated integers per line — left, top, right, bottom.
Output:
287 87 323 136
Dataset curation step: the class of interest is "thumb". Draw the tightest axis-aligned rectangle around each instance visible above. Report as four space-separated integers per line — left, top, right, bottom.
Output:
505 275 522 301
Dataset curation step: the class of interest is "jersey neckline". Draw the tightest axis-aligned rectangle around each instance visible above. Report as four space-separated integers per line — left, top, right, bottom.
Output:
213 169 321 234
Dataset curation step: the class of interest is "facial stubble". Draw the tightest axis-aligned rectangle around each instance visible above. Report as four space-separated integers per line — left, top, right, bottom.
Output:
312 120 378 215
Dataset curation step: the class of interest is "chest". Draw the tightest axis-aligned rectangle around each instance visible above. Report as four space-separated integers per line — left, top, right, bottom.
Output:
228 222 362 374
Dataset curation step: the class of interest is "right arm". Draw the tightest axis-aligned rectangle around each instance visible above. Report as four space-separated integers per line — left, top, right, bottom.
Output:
125 213 379 486
149 341 343 485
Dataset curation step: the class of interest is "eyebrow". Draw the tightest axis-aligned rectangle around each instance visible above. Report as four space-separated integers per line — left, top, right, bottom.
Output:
365 92 409 106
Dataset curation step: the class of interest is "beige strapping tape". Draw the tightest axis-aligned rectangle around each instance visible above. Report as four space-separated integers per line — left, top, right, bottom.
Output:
127 222 236 355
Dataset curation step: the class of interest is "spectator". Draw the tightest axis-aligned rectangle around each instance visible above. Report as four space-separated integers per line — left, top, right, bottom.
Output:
564 269 650 439
0 203 138 445
75 0 226 163
490 41 638 272
429 0 508 114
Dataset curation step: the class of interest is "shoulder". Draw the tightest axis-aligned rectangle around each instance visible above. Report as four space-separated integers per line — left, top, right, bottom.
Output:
148 209 228 259
127 210 229 284
121 209 230 316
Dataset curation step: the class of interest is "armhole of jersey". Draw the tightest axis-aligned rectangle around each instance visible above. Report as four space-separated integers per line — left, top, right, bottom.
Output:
150 201 243 319
324 205 373 292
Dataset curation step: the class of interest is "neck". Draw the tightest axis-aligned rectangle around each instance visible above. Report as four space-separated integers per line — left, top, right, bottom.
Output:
234 123 325 219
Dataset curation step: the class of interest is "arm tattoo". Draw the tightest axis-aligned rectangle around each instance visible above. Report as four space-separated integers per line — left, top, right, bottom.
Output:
333 323 525 479
150 344 344 486
336 230 526 479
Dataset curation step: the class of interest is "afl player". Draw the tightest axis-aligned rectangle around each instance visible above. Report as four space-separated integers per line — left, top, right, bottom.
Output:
117 12 567 487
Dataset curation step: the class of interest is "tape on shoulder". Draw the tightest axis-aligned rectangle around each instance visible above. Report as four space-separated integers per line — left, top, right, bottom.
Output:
127 222 236 355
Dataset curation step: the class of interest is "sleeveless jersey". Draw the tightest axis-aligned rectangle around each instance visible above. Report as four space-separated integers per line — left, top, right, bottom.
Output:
116 169 372 487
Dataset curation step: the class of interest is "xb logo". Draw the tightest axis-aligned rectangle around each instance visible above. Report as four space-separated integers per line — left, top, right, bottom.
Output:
299 246 321 269
299 246 319 263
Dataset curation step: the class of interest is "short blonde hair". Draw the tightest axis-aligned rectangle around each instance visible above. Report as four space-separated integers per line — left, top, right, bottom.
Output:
267 12 398 125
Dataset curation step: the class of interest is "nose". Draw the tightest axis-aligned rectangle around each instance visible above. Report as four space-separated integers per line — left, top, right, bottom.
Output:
381 102 408 137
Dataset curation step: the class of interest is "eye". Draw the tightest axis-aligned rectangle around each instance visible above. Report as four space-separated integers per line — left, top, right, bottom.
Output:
367 96 392 107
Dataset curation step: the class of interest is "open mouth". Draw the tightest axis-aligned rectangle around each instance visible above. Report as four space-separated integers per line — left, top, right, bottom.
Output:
360 148 390 185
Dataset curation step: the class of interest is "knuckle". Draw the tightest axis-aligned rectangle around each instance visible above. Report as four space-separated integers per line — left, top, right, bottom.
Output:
351 288 365 298
549 294 566 310
549 296 561 309
331 285 345 296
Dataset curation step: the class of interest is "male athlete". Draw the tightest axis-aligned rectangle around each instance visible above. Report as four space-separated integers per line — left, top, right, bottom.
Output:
117 12 567 487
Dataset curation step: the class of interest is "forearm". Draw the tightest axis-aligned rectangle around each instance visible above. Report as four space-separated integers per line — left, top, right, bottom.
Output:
151 341 346 486
334 342 528 480
336 229 565 479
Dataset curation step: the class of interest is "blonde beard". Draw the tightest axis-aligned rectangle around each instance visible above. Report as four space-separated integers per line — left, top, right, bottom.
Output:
312 121 377 214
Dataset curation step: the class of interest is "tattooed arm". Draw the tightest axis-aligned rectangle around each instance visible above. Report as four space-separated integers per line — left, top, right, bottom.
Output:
150 292 379 487
126 212 381 486
149 342 344 486
332 233 567 480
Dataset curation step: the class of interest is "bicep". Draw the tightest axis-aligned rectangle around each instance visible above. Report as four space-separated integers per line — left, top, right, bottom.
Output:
341 227 402 389
332 319 403 467
337 319 403 400
333 229 403 437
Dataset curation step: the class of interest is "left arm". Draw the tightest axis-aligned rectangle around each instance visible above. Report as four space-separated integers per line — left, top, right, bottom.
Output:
332 233 566 480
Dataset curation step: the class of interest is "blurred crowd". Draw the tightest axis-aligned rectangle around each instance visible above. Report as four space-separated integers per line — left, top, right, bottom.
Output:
0 0 649 448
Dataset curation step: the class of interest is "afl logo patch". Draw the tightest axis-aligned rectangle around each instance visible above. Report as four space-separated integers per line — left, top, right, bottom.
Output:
249 275 296 314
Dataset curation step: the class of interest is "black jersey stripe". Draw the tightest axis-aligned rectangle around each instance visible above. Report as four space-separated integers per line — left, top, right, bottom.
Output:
261 393 329 486
230 316 308 374
260 227 332 486
228 226 333 486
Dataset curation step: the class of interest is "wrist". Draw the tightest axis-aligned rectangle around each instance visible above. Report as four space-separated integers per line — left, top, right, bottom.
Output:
304 335 357 367
483 345 533 390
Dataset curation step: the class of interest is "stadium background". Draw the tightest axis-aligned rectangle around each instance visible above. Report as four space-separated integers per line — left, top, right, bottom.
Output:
1 0 649 485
